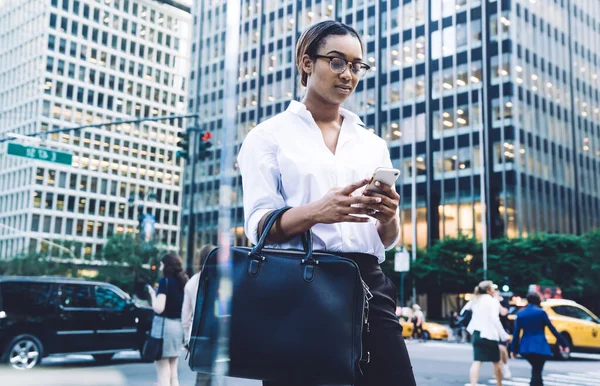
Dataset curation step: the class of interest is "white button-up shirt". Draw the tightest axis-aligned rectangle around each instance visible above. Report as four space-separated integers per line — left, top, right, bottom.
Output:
237 100 399 263
462 294 510 342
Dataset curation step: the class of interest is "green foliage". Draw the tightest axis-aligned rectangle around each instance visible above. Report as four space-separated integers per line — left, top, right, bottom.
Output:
412 236 483 293
97 235 163 295
0 235 164 297
0 253 72 277
410 231 600 313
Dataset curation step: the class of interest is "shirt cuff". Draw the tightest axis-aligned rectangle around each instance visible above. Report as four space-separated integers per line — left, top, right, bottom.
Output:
246 208 274 245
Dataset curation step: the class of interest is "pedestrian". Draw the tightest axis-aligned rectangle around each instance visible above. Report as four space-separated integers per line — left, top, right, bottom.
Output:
147 253 189 386
182 244 216 386
511 292 570 386
449 311 462 343
411 304 425 342
237 20 416 386
495 289 512 379
462 280 510 386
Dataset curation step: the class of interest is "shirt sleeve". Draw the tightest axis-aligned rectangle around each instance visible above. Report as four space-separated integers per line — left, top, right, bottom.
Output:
511 314 522 353
181 280 193 343
461 300 472 313
544 311 569 347
157 277 168 295
490 299 510 342
238 128 286 245
379 140 400 250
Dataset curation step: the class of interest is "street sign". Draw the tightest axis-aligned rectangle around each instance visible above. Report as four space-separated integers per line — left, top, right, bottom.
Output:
394 246 410 272
7 142 72 165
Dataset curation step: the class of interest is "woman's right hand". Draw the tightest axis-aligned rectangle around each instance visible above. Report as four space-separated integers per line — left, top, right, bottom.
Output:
310 178 383 224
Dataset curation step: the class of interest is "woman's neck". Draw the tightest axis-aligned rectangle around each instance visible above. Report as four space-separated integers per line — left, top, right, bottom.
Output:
301 93 341 123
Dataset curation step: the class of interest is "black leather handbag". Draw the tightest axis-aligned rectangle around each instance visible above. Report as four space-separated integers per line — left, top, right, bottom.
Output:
188 207 369 384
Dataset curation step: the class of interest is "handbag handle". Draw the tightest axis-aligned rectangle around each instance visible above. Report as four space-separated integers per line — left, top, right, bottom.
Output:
250 207 314 262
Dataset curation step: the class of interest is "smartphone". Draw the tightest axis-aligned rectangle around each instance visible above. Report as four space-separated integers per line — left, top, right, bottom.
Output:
364 167 400 194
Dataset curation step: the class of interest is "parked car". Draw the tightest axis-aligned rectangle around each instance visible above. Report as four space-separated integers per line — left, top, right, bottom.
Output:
507 298 600 359
0 276 154 369
398 315 449 340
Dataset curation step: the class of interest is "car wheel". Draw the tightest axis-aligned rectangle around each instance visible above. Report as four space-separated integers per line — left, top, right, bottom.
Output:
422 331 431 340
4 334 43 370
92 353 115 363
553 334 571 360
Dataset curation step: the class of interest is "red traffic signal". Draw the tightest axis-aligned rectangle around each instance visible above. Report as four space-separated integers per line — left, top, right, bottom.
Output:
201 131 212 142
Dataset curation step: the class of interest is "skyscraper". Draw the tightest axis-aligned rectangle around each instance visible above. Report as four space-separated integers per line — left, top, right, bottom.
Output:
186 0 599 251
0 0 192 258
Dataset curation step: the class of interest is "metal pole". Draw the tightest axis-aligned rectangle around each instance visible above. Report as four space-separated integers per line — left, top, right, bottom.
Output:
0 113 199 143
478 89 488 279
185 130 198 278
212 0 241 382
411 132 417 305
400 272 405 308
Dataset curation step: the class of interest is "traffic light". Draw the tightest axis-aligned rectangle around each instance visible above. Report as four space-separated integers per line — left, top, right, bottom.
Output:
176 130 190 160
198 131 213 161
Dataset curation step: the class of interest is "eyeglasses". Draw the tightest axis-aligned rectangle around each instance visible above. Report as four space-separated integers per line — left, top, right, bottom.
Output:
314 55 371 78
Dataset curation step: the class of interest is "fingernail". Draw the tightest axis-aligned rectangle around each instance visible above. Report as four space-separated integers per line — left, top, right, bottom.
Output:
375 197 381 203
375 181 381 187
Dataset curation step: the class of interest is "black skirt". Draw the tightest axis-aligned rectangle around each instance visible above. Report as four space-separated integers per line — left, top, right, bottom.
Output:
472 330 501 362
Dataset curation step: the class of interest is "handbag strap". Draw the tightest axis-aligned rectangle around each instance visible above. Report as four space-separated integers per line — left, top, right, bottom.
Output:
251 207 313 260
159 278 168 338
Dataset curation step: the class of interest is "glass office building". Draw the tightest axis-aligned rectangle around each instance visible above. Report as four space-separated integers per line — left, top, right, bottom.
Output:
186 0 599 250
0 0 191 258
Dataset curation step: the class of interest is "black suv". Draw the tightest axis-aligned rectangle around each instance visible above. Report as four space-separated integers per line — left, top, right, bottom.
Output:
0 276 154 369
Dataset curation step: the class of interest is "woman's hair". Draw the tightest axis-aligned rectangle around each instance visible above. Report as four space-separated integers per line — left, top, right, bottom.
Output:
161 253 189 289
196 244 216 272
526 292 542 306
295 20 364 87
473 280 495 296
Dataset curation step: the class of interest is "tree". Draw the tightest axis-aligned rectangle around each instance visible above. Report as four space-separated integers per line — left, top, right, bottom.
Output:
0 253 71 277
99 235 163 295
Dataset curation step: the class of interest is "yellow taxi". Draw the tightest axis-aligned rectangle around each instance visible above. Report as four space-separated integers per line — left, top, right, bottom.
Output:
508 298 600 359
397 315 449 340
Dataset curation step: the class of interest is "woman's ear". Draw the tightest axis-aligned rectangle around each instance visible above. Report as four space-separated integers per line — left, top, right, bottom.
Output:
301 54 313 76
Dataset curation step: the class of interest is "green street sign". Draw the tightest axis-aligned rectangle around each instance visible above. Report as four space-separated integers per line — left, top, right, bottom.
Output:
7 142 72 165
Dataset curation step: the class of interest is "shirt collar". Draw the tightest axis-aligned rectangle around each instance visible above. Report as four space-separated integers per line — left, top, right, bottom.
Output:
286 100 365 129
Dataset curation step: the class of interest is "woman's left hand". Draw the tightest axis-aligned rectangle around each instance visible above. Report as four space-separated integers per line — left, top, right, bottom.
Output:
362 180 400 224
146 284 156 297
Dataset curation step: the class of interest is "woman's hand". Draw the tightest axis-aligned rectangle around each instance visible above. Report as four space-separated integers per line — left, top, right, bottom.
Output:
147 284 156 298
310 178 384 224
362 180 400 224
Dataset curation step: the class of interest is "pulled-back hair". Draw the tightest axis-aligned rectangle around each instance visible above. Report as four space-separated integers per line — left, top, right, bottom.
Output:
295 20 364 87
161 253 189 290
473 280 495 296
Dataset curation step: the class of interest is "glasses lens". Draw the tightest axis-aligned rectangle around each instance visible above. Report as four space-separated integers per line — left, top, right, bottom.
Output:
330 57 347 73
352 64 366 77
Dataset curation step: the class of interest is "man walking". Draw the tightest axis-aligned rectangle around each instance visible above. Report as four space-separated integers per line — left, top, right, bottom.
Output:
182 244 216 386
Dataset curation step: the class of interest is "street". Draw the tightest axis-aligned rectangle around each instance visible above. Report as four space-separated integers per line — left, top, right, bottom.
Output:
1 341 599 386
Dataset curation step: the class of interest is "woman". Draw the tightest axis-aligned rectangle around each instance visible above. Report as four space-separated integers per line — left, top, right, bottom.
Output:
237 20 416 386
511 292 569 386
462 280 510 386
182 244 216 386
411 304 425 342
147 253 188 386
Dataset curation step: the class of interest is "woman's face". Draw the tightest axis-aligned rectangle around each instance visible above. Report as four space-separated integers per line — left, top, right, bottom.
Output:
304 34 363 105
